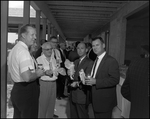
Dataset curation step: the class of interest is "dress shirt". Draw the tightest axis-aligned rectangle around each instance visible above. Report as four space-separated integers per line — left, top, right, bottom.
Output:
36 54 58 81
79 55 86 64
91 51 106 78
8 41 35 82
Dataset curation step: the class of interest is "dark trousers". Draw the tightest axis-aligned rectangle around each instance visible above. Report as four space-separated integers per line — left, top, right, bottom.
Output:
11 80 40 118
56 74 66 97
94 110 113 118
69 94 89 118
66 76 73 93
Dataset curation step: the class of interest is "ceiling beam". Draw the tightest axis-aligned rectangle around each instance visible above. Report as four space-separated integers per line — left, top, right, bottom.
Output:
49 6 118 11
51 9 113 15
53 13 110 17
46 1 126 8
30 2 46 18
8 16 46 25
31 1 66 40
55 16 109 20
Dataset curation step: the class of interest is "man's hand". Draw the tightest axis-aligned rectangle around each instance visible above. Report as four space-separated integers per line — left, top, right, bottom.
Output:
45 69 53 77
70 81 78 88
58 68 66 76
35 68 45 77
85 76 96 86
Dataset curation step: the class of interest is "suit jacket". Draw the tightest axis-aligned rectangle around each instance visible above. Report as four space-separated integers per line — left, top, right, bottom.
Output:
91 53 120 112
71 56 93 104
58 48 66 68
121 58 149 118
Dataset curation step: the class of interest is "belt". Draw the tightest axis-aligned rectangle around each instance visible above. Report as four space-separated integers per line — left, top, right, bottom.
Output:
14 80 36 86
40 80 51 82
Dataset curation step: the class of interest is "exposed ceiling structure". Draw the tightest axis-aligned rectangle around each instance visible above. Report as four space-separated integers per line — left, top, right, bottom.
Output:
44 1 128 41
9 1 129 41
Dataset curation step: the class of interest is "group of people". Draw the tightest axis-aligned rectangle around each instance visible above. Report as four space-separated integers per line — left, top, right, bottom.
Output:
8 24 149 118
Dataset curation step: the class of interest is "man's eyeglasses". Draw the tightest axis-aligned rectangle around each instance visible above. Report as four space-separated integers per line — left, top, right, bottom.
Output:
51 41 58 43
43 48 52 51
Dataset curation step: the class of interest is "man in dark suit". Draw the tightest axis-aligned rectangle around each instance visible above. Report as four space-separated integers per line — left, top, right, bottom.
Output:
121 57 149 118
57 43 68 99
85 37 120 118
68 41 80 62
69 42 93 118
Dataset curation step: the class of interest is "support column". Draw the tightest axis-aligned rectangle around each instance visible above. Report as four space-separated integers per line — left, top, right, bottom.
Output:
23 1 30 25
42 18 47 39
1 1 8 118
47 22 51 40
51 24 54 36
109 18 127 65
18 24 22 39
36 10 41 47
105 30 110 53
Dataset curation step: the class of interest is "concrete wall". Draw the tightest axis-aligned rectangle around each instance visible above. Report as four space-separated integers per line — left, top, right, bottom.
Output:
125 17 149 61
108 1 149 65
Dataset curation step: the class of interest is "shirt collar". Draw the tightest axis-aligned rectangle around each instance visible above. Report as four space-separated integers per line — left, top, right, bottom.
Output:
18 41 28 50
42 54 52 61
80 55 86 62
97 51 106 60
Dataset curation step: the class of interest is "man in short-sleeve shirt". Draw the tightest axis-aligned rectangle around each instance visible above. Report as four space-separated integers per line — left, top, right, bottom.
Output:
8 24 45 118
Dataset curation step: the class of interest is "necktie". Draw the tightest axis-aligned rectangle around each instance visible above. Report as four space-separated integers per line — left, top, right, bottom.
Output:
32 56 37 69
91 57 98 77
77 58 83 67
53 49 57 59
32 56 39 85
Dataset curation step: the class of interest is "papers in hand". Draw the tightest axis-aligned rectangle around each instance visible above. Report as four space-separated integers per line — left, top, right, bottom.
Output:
58 68 66 76
65 59 75 79
79 69 85 84
65 59 74 69
53 67 66 76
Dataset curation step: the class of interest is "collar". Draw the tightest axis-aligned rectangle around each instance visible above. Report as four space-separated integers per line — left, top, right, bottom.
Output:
42 54 53 63
80 55 86 62
97 51 106 59
18 41 28 50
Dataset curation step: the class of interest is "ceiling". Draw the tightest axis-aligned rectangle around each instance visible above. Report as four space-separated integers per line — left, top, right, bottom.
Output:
44 1 128 41
8 1 129 41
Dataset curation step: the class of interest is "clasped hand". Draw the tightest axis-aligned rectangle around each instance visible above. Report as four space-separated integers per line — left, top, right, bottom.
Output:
35 68 45 77
45 69 53 77
84 76 96 86
70 81 79 87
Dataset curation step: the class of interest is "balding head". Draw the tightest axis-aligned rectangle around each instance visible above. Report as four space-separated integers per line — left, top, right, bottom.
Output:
42 42 53 57
42 42 52 49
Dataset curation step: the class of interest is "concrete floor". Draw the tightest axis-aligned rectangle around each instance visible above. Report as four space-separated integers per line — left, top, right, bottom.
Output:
7 96 122 118
54 97 122 118
7 84 122 118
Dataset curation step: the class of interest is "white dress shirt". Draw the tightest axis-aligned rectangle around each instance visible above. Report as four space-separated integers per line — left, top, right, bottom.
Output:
8 41 35 82
36 54 58 81
91 51 106 78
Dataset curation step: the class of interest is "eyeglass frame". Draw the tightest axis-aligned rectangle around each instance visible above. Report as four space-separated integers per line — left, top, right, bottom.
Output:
42 48 53 51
